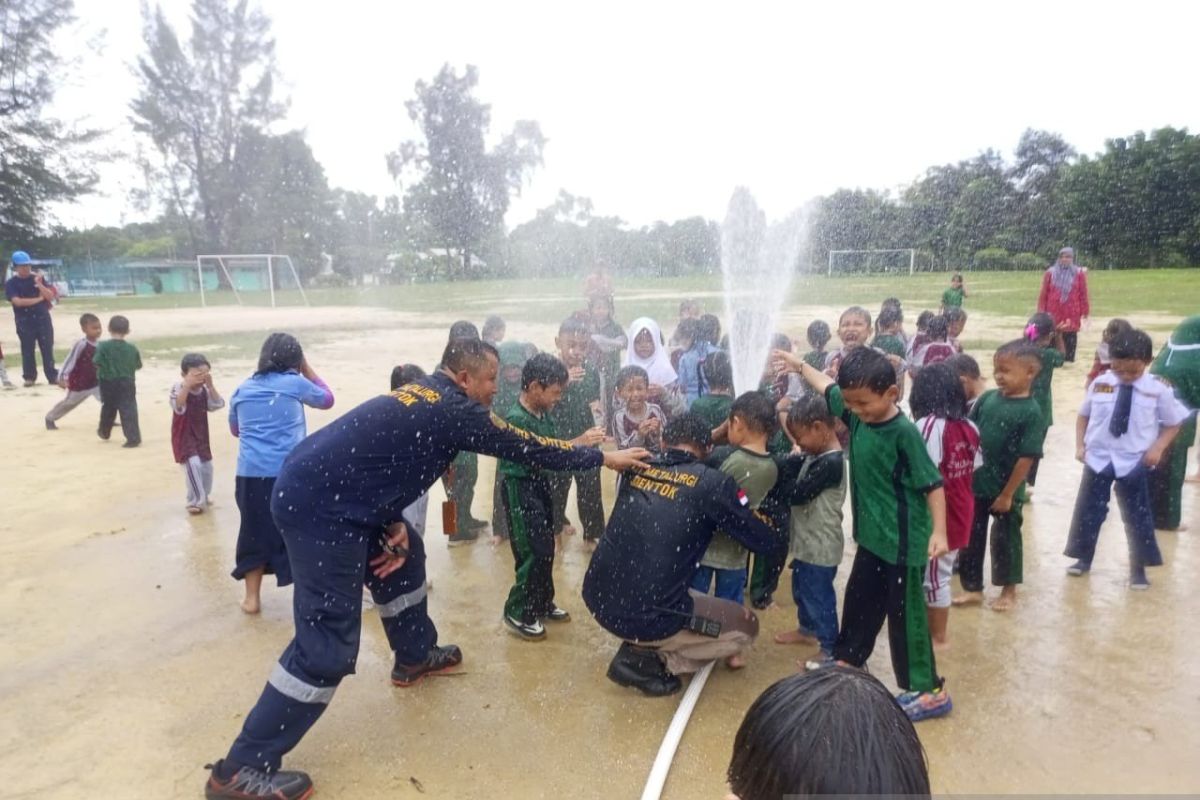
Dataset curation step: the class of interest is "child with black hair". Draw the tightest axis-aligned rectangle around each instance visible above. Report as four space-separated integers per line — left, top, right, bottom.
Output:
1086 318 1133 388
873 307 907 360
824 306 873 378
669 298 703 348
1024 312 1066 493
907 310 936 360
944 306 967 352
94 315 142 447
45 312 102 428
909 315 956 377
941 273 967 311
773 395 846 665
676 316 719 407
171 353 225 515
691 350 735 430
727 666 931 800
804 320 832 370
876 298 904 341
955 340 1046 611
550 316 608 544
773 346 951 721
586 294 626 420
947 353 986 412
693 392 779 615
481 315 506 346
500 353 606 639
699 313 722 347
1065 329 1189 589
611 365 666 450
910 363 980 649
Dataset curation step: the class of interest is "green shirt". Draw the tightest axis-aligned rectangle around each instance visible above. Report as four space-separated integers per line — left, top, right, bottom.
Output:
498 400 560 480
969 389 1046 500
690 393 733 431
700 446 779 570
1031 346 1065 427
93 339 142 381
787 450 847 567
803 350 827 370
872 334 907 358
826 385 942 566
942 286 965 308
550 362 601 438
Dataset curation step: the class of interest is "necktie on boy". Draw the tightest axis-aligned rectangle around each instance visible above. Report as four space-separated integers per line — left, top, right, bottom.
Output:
1109 383 1133 437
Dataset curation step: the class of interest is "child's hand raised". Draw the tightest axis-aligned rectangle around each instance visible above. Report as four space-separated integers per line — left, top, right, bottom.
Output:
568 366 585 383
573 427 606 447
770 349 803 375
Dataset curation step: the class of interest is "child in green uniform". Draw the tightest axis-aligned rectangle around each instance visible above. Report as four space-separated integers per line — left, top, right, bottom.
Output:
500 354 605 639
490 341 537 542
804 320 832 371
549 316 607 544
690 351 735 431
1024 313 1066 492
775 346 951 722
941 273 967 311
955 341 1047 611
94 314 143 447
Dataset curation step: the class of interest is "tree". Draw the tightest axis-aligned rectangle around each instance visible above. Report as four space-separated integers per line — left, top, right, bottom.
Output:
130 0 285 255
388 64 545 280
0 0 101 242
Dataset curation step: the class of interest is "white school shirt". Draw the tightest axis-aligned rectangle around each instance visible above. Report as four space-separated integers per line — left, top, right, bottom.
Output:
1080 371 1190 477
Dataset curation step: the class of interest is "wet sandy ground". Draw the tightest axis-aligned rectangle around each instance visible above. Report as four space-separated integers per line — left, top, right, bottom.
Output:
1 302 1199 799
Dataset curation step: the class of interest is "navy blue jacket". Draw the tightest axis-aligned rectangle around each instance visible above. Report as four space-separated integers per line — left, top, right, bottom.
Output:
272 372 603 530
582 448 778 642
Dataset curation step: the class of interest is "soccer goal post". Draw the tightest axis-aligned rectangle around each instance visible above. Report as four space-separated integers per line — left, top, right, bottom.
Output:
828 248 917 276
195 254 311 307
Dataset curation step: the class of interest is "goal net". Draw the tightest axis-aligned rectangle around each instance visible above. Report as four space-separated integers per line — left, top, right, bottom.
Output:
827 249 916 276
195 254 310 307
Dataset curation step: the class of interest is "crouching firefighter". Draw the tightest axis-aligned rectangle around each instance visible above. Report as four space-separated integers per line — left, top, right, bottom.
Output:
582 412 781 697
203 337 650 800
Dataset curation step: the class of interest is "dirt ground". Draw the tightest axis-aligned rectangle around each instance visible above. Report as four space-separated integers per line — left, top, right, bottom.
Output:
1 299 1198 799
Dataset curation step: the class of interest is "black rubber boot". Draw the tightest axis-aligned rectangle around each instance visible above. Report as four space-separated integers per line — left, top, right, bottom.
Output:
606 642 682 697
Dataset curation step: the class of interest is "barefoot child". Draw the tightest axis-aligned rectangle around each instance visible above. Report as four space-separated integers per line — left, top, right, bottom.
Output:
1065 330 1189 588
229 334 334 613
910 363 980 648
93 315 142 447
171 353 225 514
775 346 951 721
45 313 102 428
500 353 605 639
955 341 1046 611
611 366 666 450
773 394 846 665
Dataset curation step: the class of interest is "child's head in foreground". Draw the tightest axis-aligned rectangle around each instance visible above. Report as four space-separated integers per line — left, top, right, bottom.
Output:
910 362 967 421
256 332 304 375
1103 318 1133 345
448 319 480 343
481 315 506 344
556 316 591 367
992 339 1042 397
727 390 777 447
786 394 839 454
947 353 985 402
390 363 426 391
521 352 570 412
108 315 131 336
181 353 211 380
1108 329 1155 384
806 319 831 352
662 412 713 456
79 313 101 339
837 306 872 349
726 666 930 800
616 365 650 413
837 347 898 422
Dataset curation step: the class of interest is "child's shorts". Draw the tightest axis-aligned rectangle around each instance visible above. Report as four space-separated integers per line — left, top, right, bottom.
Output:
923 550 957 609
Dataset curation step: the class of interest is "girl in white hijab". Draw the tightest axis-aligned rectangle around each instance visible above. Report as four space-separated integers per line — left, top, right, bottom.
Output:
625 317 685 416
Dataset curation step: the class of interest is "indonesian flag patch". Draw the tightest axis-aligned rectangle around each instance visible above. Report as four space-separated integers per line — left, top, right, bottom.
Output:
737 489 749 507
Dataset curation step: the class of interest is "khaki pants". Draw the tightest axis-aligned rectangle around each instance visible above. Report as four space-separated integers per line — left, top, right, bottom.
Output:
639 591 759 674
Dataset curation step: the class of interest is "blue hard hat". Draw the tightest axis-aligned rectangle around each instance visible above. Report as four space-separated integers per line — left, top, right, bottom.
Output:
11 250 31 265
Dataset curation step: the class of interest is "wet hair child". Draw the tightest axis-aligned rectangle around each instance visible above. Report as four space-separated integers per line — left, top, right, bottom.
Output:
481 315 506 345
941 273 967 311
693 392 779 614
549 316 607 544
804 320 832 370
171 353 225 514
93 314 142 447
498 353 604 639
611 365 666 450
947 353 986 412
1064 330 1189 589
773 394 846 663
907 310 936 360
1087 318 1133 388
955 340 1045 612
676 316 719 407
775 346 951 721
1024 312 1066 491
691 351 735 431
699 313 722 347
825 306 873 378
669 298 702 348
944 306 967 351
727 666 931 799
909 315 956 377
876 298 903 340
45 313 102 429
909 363 980 649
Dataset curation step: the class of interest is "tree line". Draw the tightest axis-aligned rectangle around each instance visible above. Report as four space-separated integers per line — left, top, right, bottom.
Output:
2 0 1197 284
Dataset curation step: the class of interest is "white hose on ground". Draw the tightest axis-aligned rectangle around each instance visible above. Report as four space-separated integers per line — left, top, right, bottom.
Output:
640 659 717 800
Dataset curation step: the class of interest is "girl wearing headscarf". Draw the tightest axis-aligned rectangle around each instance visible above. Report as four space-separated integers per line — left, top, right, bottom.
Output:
1036 247 1091 362
624 317 685 417
1149 315 1200 531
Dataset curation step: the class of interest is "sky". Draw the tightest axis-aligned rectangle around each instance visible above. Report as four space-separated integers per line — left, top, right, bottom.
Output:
50 0 1200 231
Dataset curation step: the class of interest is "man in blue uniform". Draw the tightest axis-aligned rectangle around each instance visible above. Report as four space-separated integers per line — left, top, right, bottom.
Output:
204 338 649 799
583 413 781 697
4 250 57 386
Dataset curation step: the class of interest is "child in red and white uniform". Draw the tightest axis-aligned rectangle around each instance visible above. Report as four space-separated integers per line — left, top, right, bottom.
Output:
911 362 981 650
171 353 225 514
909 315 957 380
45 313 102 428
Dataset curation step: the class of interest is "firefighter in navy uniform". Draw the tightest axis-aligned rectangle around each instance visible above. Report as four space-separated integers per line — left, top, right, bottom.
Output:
583 413 781 697
204 338 649 800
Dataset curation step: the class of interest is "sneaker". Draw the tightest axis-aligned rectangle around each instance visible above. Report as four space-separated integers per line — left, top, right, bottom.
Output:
899 687 953 722
204 760 314 800
503 614 546 640
391 644 463 686
447 527 480 546
23 379 35 387
45 419 57 430
122 441 140 448
803 652 835 672
606 642 682 697
541 606 571 623
1066 560 1091 576
1129 575 1150 591
97 428 110 441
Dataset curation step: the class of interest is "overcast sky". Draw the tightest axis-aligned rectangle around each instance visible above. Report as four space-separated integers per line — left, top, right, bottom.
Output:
51 0 1200 231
